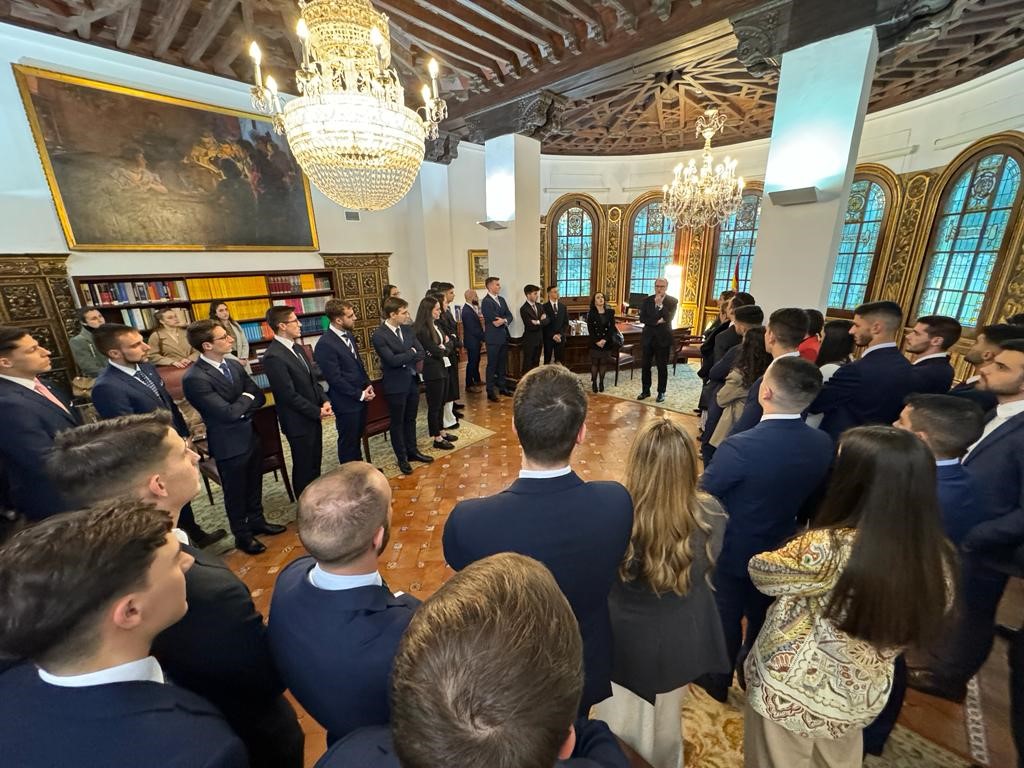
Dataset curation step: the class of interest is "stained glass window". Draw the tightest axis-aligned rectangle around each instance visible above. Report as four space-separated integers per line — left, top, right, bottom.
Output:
828 179 887 310
628 201 676 296
554 206 594 298
710 192 762 299
917 153 1021 327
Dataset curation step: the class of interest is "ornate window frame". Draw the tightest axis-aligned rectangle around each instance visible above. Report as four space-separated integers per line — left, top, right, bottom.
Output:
543 193 605 305
622 190 678 301
706 182 764 303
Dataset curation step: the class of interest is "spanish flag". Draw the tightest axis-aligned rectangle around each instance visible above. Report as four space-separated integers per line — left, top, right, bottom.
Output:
730 256 741 292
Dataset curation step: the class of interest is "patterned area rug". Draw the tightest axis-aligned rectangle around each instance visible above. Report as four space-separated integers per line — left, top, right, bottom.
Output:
681 686 971 767
190 408 494 554
577 361 703 415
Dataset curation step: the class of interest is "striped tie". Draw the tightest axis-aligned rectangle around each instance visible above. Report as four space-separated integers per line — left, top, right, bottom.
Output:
134 370 162 400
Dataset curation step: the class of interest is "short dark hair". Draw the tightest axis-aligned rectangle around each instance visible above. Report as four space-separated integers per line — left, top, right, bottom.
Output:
0 326 30 356
719 290 736 302
435 282 454 292
207 301 228 320
382 284 398 301
732 305 764 325
485 277 500 288
77 306 101 323
513 365 587 465
979 323 1024 347
0 501 172 667
764 356 823 411
903 394 984 459
1001 339 1024 355
93 323 138 357
391 553 582 768
325 299 354 321
768 308 810 349
266 305 295 333
429 281 441 292
804 309 825 336
1006 313 1024 326
298 463 389 568
186 319 219 352
915 315 962 351
853 301 904 331
382 296 408 318
523 284 540 295
730 291 755 309
546 284 557 294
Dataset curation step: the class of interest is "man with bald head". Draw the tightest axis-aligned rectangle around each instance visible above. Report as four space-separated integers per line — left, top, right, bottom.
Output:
461 288 484 392
267 463 420 745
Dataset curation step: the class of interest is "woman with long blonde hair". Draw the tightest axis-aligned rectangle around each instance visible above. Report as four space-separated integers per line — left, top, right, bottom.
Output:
593 418 730 768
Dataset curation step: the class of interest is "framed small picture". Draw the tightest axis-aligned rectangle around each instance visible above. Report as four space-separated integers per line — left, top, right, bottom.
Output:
468 249 489 289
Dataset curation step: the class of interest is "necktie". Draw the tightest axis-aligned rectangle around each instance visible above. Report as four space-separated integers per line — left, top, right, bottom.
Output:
343 333 355 355
134 370 161 400
292 344 309 371
218 361 233 382
33 378 69 413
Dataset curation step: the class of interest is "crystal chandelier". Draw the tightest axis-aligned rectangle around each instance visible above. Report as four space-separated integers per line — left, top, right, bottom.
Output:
662 107 744 229
248 0 447 211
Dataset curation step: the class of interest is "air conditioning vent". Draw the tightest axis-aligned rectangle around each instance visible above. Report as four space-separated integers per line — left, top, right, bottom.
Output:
344 211 361 221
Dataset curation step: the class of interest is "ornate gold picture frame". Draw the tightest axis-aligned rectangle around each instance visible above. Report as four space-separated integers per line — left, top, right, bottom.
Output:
468 249 489 289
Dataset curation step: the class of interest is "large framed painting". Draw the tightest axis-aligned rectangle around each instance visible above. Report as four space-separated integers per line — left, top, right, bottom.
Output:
14 65 318 251
468 249 489 289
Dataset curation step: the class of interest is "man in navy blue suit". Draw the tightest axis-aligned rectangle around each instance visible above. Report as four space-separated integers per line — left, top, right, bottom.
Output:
370 296 430 475
909 340 1024 702
949 323 1024 412
0 326 81 521
91 323 225 548
183 320 284 555
698 356 833 702
443 364 633 712
481 275 515 402
315 552 629 768
904 314 961 394
268 463 419 745
637 278 679 404
0 500 248 768
809 300 915 440
461 288 485 391
315 299 375 465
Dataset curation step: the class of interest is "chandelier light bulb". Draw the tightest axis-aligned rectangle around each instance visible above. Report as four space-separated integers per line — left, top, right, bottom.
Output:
249 41 261 63
296 18 309 39
369 26 382 47
428 59 439 78
421 84 432 106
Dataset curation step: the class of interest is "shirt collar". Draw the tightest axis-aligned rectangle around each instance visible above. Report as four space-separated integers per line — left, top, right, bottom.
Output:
329 325 350 340
760 413 801 421
199 354 226 370
935 458 961 467
108 360 140 376
309 565 383 591
995 399 1024 420
862 341 898 357
518 465 572 479
914 352 949 364
0 374 36 390
274 335 297 351
38 656 164 688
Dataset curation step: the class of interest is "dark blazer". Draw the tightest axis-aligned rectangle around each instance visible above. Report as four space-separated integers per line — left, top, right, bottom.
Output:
370 324 423 396
315 720 630 768
962 412 1024 552
520 300 550 338
810 345 915 440
639 294 678 348
461 303 484 344
586 307 617 349
442 472 633 710
481 293 514 345
910 356 955 394
314 328 370 415
267 556 420 744
936 461 989 548
92 361 189 436
712 325 742 365
699 318 729 377
950 380 998 413
182 358 266 460
0 660 248 768
702 419 834 578
262 339 326 437
543 300 570 342
0 377 81 521
437 307 461 352
415 323 453 381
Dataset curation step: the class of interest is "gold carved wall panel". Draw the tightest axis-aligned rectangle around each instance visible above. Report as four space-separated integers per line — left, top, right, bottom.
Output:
321 253 391 379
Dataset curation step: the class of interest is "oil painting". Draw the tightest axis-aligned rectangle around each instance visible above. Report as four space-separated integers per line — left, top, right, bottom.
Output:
468 249 489 289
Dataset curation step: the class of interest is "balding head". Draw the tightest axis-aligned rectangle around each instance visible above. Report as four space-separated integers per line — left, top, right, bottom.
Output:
464 289 477 304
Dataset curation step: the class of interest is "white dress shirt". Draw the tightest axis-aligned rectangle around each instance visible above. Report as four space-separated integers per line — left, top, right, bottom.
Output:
519 465 572 479
0 374 35 390
273 335 298 352
861 341 898 357
914 353 949 365
935 458 961 467
200 354 255 401
966 398 1024 455
109 360 140 376
38 656 164 687
309 565 383 590
760 413 802 422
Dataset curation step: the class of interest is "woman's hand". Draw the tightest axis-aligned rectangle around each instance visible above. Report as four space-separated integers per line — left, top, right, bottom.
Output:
597 339 606 348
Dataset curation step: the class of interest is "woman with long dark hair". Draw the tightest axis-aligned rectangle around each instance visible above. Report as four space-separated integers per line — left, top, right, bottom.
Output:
743 426 956 767
208 301 251 372
586 292 618 392
413 296 456 450
806 319 855 429
709 326 772 446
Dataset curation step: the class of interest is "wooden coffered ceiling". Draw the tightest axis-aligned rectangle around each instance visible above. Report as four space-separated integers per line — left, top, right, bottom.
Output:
4 0 1024 157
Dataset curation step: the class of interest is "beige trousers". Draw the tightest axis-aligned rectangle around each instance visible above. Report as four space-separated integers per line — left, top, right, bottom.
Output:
592 682 685 768
743 704 863 768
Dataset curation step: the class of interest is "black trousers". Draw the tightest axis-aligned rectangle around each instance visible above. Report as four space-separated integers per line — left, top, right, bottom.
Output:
641 341 670 394
284 424 322 499
445 356 460 402
334 406 367 464
486 341 508 394
217 432 265 539
705 569 773 694
385 382 419 461
424 376 448 436
465 341 482 386
177 502 202 536
543 335 565 364
521 334 542 373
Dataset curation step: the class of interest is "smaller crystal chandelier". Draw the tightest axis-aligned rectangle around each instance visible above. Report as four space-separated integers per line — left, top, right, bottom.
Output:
248 0 448 211
662 107 744 229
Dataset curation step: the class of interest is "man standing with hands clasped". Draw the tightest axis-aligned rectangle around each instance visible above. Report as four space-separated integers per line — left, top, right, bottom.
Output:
481 276 514 403
638 278 678 404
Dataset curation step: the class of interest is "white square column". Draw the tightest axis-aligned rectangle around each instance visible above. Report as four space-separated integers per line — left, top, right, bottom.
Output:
404 162 454 298
749 27 879 312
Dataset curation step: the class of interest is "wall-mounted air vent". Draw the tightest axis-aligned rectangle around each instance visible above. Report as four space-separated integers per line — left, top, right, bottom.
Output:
345 211 361 221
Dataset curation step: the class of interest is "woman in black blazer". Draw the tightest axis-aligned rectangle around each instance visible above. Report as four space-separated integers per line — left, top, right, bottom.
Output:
586 292 618 392
413 296 456 450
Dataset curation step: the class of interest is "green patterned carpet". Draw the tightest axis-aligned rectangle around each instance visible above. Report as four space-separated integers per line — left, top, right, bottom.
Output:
577 361 703 415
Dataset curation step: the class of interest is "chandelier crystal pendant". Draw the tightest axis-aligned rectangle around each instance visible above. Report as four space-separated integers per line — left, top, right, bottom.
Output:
248 0 448 211
662 107 744 229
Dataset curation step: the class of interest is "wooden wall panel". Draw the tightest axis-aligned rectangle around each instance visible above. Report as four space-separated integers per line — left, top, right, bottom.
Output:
321 253 391 380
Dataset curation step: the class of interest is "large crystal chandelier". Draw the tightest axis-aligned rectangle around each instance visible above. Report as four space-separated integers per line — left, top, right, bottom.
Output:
662 107 744 229
248 0 447 211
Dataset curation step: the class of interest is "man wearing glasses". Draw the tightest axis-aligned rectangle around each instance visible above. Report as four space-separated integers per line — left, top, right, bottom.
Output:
637 278 678 404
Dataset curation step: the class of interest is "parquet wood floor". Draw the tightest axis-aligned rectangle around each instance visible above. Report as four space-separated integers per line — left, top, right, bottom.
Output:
224 382 1019 768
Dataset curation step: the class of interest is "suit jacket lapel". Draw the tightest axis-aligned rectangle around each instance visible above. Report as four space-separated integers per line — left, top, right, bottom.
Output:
116 366 164 403
198 358 237 397
4 380 79 426
965 414 1024 465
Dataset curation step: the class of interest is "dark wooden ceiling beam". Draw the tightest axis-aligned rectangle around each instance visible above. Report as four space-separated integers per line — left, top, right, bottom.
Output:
651 0 673 23
453 0 566 62
395 17 507 83
550 0 607 44
212 26 247 76
420 0 543 71
503 0 582 55
182 0 239 65
148 0 191 58
115 0 141 49
604 0 639 34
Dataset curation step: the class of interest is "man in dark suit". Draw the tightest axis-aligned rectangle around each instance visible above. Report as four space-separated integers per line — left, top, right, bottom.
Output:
263 306 332 497
481 276 515 402
315 553 628 768
48 412 303 768
182 319 284 555
462 288 484 391
519 283 549 374
637 278 679 404
268 463 419 745
91 323 225 548
697 291 735 380
0 500 248 768
0 326 81 521
370 296 430 475
697 292 753 416
315 299 375 465
809 300 916 440
710 291 755 368
543 284 570 365
904 314 962 394
949 323 1024 412
698 357 833 702
909 340 1024 702
443 364 633 713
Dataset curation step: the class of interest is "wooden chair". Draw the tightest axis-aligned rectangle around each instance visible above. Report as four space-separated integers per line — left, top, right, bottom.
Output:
673 332 704 373
361 380 391 462
614 344 635 386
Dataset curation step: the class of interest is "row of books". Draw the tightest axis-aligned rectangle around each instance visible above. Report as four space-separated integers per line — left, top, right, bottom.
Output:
250 373 270 389
272 295 329 314
236 317 326 344
107 306 192 330
268 273 331 294
85 280 188 306
200 299 276 323
186 276 268 301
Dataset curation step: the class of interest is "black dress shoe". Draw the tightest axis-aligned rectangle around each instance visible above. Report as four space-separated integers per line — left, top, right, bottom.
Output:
442 433 458 442
398 460 414 475
433 439 455 450
599 380 605 392
500 389 515 396
487 392 499 402
592 380 598 393
656 393 666 403
444 421 460 429
906 668 967 702
251 521 286 536
408 451 435 463
235 536 266 555
454 402 466 409
189 528 227 548
637 391 651 400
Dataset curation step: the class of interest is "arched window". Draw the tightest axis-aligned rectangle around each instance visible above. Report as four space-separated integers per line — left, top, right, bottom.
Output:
709 192 762 299
828 179 888 311
553 205 594 298
627 200 676 296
